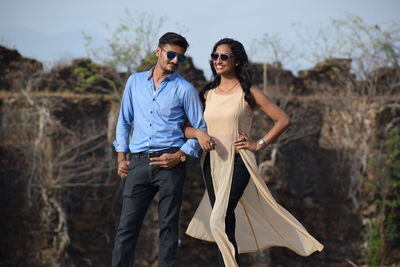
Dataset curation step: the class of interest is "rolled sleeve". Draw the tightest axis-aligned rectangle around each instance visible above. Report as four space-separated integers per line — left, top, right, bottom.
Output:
114 75 134 153
113 140 129 153
181 85 207 158
180 139 201 158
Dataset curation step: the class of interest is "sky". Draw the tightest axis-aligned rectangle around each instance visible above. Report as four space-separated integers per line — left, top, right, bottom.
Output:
1 0 399 79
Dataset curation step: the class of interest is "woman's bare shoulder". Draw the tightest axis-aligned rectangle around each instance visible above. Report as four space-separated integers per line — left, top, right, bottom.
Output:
203 88 215 100
250 86 263 95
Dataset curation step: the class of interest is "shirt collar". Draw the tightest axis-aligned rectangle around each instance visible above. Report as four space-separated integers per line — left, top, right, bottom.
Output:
146 66 178 81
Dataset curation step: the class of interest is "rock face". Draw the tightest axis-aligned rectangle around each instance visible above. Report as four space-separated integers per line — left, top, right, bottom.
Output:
1 46 399 267
0 45 43 91
178 57 208 90
37 58 125 93
251 63 297 91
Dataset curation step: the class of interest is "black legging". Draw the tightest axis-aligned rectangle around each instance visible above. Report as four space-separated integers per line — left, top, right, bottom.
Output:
203 152 251 267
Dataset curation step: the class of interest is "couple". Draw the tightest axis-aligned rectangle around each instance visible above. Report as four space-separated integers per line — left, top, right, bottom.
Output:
112 32 323 267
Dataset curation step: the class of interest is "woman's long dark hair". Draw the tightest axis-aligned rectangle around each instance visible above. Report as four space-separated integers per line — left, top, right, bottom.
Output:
200 38 256 109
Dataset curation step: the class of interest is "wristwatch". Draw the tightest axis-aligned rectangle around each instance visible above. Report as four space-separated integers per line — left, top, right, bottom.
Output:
178 150 186 162
257 139 266 148
180 154 186 162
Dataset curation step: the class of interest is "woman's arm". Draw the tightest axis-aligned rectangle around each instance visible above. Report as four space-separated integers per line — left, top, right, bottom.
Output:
184 126 215 152
183 90 216 152
183 126 200 139
252 86 291 144
234 87 290 152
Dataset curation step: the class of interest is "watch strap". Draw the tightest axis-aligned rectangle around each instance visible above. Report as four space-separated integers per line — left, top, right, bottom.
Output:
257 139 266 147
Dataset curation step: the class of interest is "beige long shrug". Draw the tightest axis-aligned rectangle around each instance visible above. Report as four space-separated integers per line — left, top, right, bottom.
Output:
186 88 324 267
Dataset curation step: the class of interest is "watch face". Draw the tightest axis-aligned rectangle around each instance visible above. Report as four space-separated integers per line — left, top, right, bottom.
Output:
180 155 186 162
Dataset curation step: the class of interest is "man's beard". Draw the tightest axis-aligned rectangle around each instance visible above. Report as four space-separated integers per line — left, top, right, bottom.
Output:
163 62 178 74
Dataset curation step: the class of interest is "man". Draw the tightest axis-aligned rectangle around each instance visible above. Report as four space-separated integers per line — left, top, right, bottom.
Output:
111 32 206 267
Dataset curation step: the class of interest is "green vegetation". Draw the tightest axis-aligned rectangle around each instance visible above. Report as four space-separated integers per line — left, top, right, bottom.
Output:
71 59 124 93
362 127 400 265
72 60 101 93
83 10 165 73
362 221 384 265
252 14 400 81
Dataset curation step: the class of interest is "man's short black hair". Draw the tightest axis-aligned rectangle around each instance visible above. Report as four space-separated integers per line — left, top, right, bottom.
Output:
158 32 189 51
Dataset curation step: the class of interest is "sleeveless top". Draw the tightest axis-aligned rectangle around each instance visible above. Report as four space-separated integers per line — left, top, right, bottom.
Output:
186 88 323 267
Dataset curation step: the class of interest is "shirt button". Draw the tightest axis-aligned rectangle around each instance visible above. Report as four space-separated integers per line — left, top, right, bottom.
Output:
150 124 152 127
150 111 153 114
149 137 152 139
153 98 155 101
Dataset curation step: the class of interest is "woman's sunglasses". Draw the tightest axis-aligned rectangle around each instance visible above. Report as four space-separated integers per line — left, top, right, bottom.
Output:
211 53 235 61
165 50 186 63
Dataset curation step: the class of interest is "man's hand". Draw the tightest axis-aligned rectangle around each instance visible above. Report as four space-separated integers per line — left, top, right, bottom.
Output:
118 160 129 178
149 151 183 168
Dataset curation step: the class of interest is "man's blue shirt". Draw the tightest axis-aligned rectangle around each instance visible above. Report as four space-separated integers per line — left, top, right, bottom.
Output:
113 68 206 158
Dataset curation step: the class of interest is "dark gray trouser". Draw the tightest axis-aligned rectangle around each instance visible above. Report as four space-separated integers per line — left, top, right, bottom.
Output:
203 153 250 267
111 149 185 267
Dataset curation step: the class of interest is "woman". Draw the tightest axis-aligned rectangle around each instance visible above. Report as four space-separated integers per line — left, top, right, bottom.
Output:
185 38 323 267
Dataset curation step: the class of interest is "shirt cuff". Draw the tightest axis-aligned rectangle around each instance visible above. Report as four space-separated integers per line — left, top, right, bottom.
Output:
180 139 200 158
113 140 130 153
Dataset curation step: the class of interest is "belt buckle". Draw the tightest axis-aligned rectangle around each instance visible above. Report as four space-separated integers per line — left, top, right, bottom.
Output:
147 151 157 159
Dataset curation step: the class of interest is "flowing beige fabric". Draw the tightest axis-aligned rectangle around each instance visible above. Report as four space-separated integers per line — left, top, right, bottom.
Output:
186 88 324 267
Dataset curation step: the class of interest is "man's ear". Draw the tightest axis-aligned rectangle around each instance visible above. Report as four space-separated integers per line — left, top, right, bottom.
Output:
155 47 161 57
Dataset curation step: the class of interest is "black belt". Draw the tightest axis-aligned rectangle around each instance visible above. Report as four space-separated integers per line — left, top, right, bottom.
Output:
131 147 179 159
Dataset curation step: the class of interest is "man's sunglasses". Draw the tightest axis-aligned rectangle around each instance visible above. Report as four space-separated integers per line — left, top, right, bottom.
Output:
211 53 235 61
165 50 186 63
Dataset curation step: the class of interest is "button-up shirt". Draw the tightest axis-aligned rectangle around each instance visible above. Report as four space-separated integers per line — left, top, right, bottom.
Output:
113 68 206 158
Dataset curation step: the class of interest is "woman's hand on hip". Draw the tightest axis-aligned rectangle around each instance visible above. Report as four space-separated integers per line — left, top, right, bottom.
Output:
234 132 261 152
